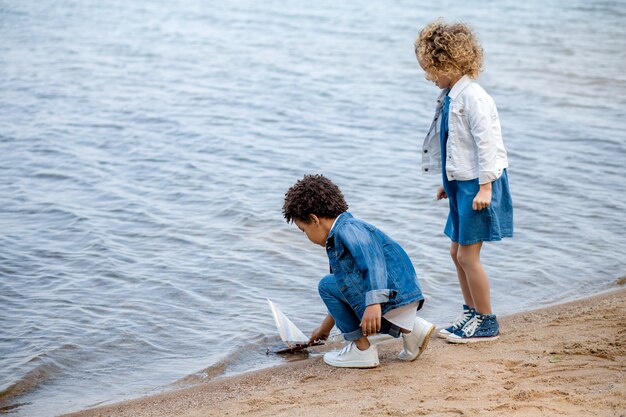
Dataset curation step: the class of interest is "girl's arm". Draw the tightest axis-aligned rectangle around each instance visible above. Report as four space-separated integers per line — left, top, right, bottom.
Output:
467 97 499 185
467 97 498 210
473 181 492 211
437 185 447 200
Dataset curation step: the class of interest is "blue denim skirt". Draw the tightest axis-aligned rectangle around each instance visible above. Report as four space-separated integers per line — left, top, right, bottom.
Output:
443 170 514 245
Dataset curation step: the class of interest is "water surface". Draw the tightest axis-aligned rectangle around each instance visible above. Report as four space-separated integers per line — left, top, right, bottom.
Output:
1 1 625 415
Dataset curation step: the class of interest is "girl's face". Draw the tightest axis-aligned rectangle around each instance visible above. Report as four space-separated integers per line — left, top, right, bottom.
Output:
418 57 459 89
424 71 454 89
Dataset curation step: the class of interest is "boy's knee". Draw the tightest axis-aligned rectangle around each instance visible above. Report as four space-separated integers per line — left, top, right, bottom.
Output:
318 274 336 296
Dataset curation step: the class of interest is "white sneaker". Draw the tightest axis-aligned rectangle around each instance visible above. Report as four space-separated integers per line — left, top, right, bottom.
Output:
398 317 436 361
323 342 379 368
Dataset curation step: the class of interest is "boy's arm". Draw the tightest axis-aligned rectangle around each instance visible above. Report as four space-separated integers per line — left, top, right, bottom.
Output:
309 314 334 344
361 303 382 335
337 225 392 306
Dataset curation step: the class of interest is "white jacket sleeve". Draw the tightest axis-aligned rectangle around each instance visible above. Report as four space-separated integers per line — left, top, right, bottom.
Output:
468 97 499 184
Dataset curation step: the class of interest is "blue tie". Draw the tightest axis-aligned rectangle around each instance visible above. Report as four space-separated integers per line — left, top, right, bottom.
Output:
440 95 451 173
441 95 451 140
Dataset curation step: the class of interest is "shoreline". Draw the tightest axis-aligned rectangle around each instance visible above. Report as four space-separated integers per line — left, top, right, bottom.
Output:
65 287 625 417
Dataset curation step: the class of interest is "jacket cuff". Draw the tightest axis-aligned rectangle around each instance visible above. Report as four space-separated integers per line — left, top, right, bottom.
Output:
365 289 390 305
479 170 499 185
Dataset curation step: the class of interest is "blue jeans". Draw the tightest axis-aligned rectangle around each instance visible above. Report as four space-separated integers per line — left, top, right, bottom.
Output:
318 274 404 341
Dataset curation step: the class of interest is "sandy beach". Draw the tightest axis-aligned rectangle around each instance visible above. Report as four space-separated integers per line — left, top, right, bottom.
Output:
65 287 625 417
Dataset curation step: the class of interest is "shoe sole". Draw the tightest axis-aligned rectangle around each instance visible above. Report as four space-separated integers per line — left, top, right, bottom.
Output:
399 323 436 361
416 324 436 358
447 334 500 344
437 329 452 339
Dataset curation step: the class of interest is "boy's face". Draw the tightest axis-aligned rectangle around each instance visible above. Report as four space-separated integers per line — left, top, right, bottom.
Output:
294 217 328 247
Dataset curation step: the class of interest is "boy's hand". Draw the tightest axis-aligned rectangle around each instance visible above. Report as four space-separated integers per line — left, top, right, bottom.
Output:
309 314 334 345
436 186 447 200
309 326 330 344
361 304 382 336
472 183 492 210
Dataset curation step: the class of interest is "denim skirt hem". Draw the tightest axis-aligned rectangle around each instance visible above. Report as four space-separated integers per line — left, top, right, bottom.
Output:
442 170 514 245
444 229 513 246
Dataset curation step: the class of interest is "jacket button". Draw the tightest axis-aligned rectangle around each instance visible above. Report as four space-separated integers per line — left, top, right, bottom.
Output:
424 149 428 153
424 168 429 172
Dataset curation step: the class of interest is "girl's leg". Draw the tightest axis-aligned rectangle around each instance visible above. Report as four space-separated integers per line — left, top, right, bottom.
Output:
318 274 369 349
450 242 474 308
456 242 492 315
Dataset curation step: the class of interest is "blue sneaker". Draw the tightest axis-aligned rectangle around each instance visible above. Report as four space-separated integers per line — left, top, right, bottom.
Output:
447 313 499 344
437 304 476 339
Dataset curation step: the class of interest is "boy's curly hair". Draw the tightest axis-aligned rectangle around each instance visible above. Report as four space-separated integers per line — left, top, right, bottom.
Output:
415 20 484 79
283 174 348 223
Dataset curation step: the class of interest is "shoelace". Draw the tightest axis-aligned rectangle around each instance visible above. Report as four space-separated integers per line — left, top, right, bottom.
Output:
461 315 483 337
451 310 473 330
338 342 355 356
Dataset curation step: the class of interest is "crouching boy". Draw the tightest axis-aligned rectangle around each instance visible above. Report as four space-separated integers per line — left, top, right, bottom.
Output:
283 174 435 368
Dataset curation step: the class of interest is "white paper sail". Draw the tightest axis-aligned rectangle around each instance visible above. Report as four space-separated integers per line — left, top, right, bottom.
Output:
267 299 308 344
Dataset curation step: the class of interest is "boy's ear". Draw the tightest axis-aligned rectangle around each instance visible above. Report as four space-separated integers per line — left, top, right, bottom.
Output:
309 214 320 225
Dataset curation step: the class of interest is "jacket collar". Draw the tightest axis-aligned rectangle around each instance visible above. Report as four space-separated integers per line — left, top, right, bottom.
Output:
435 88 451 109
327 211 352 241
448 75 472 100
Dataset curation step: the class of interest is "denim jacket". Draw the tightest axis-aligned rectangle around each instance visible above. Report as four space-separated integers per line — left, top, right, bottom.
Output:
422 75 509 184
325 212 424 318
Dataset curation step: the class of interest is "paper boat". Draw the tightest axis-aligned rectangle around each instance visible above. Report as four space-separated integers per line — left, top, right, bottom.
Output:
266 299 323 354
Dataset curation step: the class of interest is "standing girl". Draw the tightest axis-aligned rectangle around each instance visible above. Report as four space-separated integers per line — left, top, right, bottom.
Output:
415 21 513 343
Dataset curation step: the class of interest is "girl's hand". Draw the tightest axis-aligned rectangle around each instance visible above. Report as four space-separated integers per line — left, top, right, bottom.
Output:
360 304 382 336
472 183 492 210
436 186 447 200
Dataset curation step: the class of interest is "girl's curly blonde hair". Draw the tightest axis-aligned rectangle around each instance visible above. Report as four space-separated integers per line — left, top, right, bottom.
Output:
415 20 484 79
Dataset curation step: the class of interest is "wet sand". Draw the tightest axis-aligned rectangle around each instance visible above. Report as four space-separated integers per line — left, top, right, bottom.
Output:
65 288 625 417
